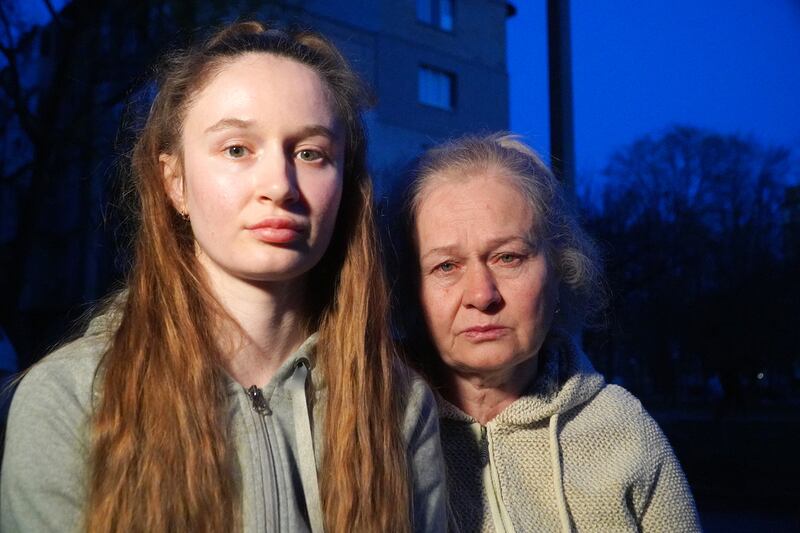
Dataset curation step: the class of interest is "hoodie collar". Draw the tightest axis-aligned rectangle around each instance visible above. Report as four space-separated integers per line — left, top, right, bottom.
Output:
226 332 320 399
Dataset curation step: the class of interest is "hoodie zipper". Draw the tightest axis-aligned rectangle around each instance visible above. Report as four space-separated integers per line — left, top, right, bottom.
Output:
248 385 271 414
480 424 517 533
247 385 280 532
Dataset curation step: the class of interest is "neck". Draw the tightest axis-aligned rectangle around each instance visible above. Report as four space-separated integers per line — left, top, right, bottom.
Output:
442 354 539 425
206 270 310 388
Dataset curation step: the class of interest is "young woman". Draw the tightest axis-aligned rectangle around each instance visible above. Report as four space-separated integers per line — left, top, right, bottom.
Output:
396 133 700 532
1 22 446 533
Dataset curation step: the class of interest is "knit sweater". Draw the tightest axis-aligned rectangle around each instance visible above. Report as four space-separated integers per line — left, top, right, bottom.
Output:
439 332 701 533
1 313 447 532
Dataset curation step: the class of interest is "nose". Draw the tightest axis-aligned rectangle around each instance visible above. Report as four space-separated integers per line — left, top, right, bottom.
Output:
256 150 300 205
462 265 502 311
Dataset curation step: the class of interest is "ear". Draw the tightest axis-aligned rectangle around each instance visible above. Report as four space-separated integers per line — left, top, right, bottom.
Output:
159 153 186 215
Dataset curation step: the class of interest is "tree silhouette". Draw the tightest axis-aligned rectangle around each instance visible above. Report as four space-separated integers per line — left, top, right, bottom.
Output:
0 0 269 367
583 125 797 406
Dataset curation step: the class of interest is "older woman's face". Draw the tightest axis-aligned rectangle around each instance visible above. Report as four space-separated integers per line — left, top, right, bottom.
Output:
415 172 558 380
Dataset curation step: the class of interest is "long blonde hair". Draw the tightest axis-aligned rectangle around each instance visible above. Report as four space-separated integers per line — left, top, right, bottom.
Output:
87 21 410 532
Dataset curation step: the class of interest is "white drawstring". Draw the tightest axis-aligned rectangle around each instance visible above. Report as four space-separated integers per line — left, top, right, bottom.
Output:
288 360 325 533
549 413 573 533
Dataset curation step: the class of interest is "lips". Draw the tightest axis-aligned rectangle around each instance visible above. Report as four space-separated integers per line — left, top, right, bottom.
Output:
246 217 308 244
461 325 509 342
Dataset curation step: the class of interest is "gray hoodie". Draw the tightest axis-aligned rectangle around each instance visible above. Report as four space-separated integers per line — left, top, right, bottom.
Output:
439 331 701 532
1 315 447 532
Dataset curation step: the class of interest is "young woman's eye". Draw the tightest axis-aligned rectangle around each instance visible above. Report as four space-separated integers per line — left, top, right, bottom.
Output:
296 149 324 162
225 145 249 158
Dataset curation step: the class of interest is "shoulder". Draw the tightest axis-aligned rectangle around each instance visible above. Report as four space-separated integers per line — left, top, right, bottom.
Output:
578 389 700 529
397 368 449 531
399 368 439 439
567 384 666 441
594 385 670 447
15 329 108 409
1 330 109 532
397 367 445 462
563 384 677 480
6 328 109 441
569 383 652 428
584 383 646 417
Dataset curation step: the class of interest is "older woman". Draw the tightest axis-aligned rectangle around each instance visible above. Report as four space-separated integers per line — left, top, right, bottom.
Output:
397 133 701 532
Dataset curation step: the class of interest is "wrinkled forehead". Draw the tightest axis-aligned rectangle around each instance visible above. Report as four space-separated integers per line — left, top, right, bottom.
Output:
413 168 547 249
414 164 538 220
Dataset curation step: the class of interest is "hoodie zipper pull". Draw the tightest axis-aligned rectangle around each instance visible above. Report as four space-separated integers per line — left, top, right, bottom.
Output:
479 425 490 467
247 385 271 415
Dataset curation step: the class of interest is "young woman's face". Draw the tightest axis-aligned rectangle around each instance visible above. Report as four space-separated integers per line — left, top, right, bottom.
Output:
163 53 344 287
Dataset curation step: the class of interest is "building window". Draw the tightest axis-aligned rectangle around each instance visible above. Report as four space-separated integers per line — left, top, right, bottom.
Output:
418 66 456 110
417 0 454 31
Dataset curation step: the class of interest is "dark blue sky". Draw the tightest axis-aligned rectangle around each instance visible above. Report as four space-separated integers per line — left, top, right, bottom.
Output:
508 0 800 178
18 0 800 182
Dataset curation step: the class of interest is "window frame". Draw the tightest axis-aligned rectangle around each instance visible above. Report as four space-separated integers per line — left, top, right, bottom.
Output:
417 65 457 111
416 0 455 32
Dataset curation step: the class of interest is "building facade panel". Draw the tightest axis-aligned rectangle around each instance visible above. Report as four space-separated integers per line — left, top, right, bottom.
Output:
374 35 508 134
252 0 511 177
381 0 508 69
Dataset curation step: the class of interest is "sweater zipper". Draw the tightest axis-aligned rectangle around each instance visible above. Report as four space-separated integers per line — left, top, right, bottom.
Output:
247 385 279 531
481 424 516 533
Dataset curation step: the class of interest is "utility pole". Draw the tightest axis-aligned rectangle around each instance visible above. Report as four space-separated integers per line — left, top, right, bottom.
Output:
547 0 575 190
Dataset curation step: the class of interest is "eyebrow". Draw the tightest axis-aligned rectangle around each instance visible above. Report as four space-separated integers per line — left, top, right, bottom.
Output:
204 118 256 134
420 246 458 262
203 119 338 141
292 124 338 141
420 236 536 261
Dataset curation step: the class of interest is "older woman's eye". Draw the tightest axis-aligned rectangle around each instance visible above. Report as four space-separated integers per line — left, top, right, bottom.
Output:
296 149 324 162
437 262 456 273
225 145 249 158
498 253 522 265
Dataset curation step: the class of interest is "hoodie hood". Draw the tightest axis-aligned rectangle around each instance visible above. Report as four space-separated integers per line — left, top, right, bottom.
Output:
437 330 605 533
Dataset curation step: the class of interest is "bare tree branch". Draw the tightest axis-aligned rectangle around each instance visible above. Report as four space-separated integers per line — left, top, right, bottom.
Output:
42 0 61 30
0 159 33 184
0 1 16 49
0 41 41 145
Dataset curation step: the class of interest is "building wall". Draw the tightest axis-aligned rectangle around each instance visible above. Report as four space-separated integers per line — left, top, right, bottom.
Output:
263 0 511 186
0 0 511 363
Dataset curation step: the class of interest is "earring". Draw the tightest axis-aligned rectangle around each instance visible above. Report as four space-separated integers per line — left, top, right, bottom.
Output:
180 210 189 221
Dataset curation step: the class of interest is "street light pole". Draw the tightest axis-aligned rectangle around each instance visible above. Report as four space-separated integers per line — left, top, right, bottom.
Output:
547 0 575 190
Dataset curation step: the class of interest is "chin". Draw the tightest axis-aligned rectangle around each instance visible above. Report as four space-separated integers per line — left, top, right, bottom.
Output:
456 338 541 368
244 268 313 283
447 354 526 375
242 251 326 279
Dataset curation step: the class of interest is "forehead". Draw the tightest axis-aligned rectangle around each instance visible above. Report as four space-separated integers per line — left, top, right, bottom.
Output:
416 167 533 219
183 52 338 130
415 172 538 246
